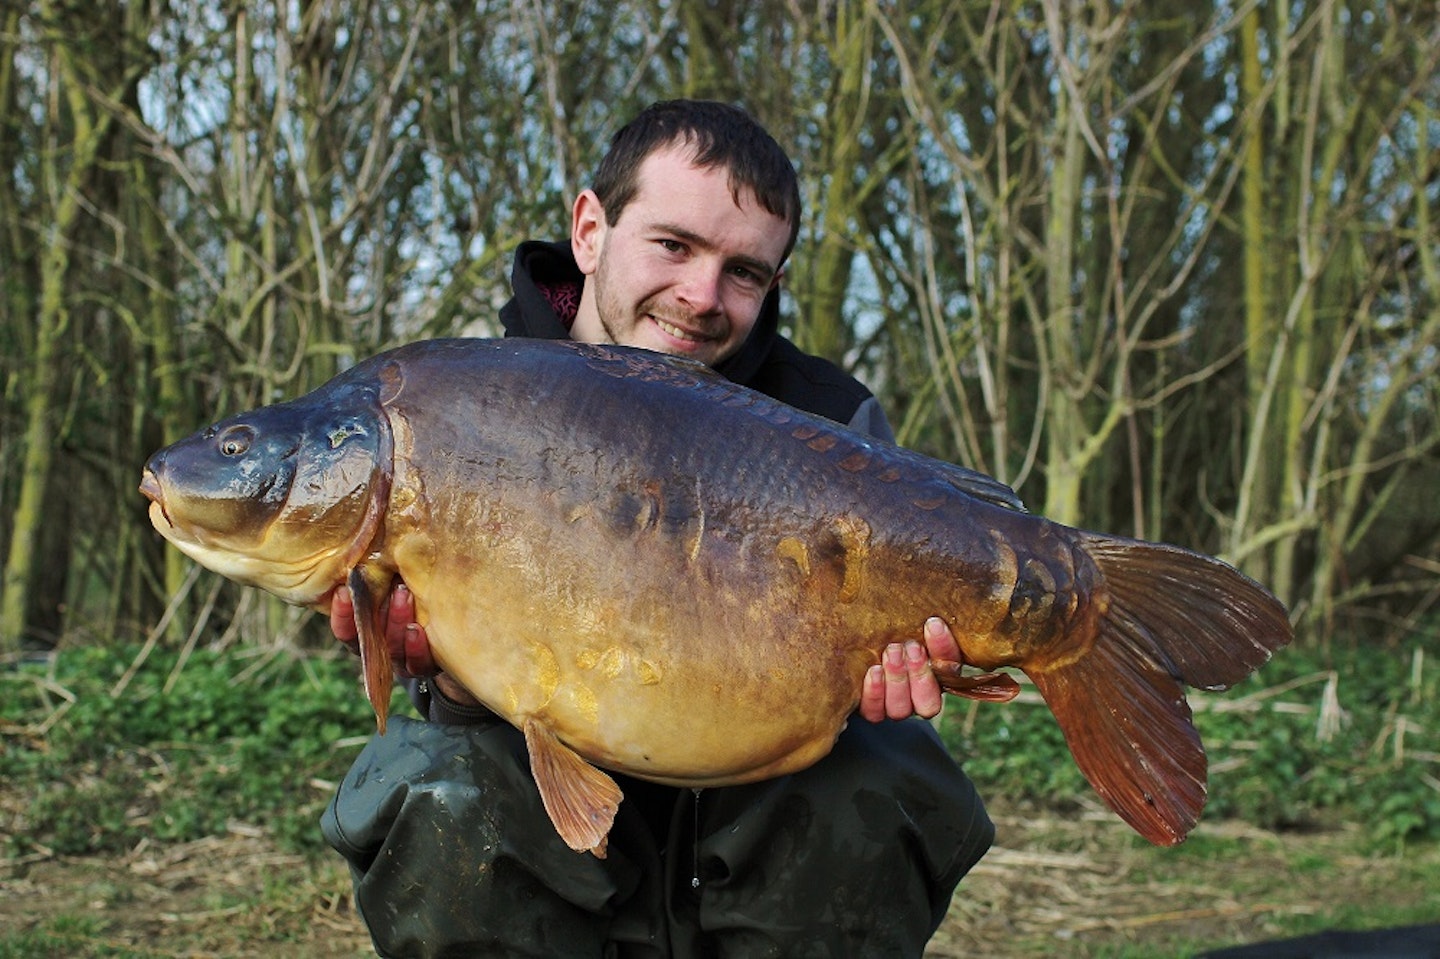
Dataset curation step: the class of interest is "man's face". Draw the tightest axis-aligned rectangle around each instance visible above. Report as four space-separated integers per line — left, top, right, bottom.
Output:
569 146 790 367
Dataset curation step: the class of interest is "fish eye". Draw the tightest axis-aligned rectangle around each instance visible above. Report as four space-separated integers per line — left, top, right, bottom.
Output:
218 425 255 457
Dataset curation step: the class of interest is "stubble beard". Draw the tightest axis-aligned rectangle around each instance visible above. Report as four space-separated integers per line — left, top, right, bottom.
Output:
590 252 698 353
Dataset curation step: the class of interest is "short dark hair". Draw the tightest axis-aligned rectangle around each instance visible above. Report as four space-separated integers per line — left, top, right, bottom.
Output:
592 99 802 263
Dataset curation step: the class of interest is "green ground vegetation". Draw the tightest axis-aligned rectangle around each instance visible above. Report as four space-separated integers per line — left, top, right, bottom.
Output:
1 644 381 859
4 634 1438 858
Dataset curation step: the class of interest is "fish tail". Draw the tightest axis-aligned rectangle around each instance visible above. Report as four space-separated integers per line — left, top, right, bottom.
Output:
348 565 396 735
1025 533 1291 846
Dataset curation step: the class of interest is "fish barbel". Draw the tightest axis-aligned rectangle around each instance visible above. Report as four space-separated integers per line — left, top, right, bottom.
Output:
140 338 1291 856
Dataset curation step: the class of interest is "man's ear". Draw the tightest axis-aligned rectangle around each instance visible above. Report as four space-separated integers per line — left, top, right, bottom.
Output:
768 268 786 294
571 190 607 275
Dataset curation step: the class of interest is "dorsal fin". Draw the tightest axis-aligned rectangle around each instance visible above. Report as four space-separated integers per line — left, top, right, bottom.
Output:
934 460 1026 512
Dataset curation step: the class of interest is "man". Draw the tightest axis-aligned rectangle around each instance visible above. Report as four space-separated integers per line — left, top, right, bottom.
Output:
324 100 993 958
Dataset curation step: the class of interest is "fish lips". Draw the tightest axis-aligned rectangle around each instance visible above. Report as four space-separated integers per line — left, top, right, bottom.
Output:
138 468 172 527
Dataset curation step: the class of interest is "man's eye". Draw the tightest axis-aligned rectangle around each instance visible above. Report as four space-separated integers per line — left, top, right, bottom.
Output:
728 265 770 289
658 239 685 254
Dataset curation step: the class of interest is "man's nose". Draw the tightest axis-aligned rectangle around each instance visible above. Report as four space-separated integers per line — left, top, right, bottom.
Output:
675 262 723 315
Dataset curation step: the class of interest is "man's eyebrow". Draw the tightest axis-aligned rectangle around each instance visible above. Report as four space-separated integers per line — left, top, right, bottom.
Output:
653 222 779 283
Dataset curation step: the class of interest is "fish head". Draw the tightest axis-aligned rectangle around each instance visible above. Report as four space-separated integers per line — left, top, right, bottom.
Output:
139 384 392 608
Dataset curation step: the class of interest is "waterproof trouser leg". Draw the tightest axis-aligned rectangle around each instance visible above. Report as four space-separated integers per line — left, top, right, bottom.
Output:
670 716 992 958
321 716 667 958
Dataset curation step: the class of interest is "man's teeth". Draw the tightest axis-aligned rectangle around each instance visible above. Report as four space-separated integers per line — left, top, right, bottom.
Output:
655 318 701 342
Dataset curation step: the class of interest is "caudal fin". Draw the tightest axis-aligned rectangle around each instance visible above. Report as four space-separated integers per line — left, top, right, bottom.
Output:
1026 533 1291 846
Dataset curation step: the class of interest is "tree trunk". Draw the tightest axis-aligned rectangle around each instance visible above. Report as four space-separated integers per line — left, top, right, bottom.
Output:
0 18 123 648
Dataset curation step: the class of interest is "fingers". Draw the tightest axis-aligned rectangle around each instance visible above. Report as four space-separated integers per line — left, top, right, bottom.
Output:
382 583 439 678
859 664 887 723
330 587 359 645
330 584 403 652
883 644 912 719
922 616 962 664
905 635 944 719
884 642 940 720
330 581 437 678
384 582 414 660
858 617 958 723
385 583 415 645
398 622 439 678
859 641 941 722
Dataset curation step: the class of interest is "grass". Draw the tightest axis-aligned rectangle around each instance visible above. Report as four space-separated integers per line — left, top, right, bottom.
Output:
927 811 1439 957
0 916 156 959
1 643 383 859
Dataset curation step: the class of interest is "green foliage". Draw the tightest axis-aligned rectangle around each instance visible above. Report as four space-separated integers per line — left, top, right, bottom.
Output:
0 645 383 858
0 916 160 959
941 639 1440 848
943 695 1090 806
1198 642 1440 848
5 637 1437 868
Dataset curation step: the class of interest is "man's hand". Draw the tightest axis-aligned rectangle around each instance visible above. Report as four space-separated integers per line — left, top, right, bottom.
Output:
858 617 962 722
330 584 483 706
329 582 439 679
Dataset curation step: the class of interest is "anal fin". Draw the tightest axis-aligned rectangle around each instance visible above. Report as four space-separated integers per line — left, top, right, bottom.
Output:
523 718 623 858
932 661 1022 703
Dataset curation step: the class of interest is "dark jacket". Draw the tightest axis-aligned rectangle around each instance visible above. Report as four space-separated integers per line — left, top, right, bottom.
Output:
498 239 894 440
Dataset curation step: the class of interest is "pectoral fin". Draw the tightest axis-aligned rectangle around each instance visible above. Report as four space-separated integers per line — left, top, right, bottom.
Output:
523 718 623 858
348 564 395 735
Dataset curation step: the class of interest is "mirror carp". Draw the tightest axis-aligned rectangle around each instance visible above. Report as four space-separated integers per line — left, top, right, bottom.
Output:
140 338 1291 857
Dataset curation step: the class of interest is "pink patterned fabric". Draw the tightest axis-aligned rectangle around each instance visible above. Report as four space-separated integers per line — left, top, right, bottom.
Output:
538 281 582 328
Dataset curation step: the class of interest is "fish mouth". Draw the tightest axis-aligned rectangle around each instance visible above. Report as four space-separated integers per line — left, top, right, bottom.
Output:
138 470 173 527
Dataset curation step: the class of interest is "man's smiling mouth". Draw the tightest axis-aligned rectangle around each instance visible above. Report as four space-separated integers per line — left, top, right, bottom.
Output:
652 317 707 342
